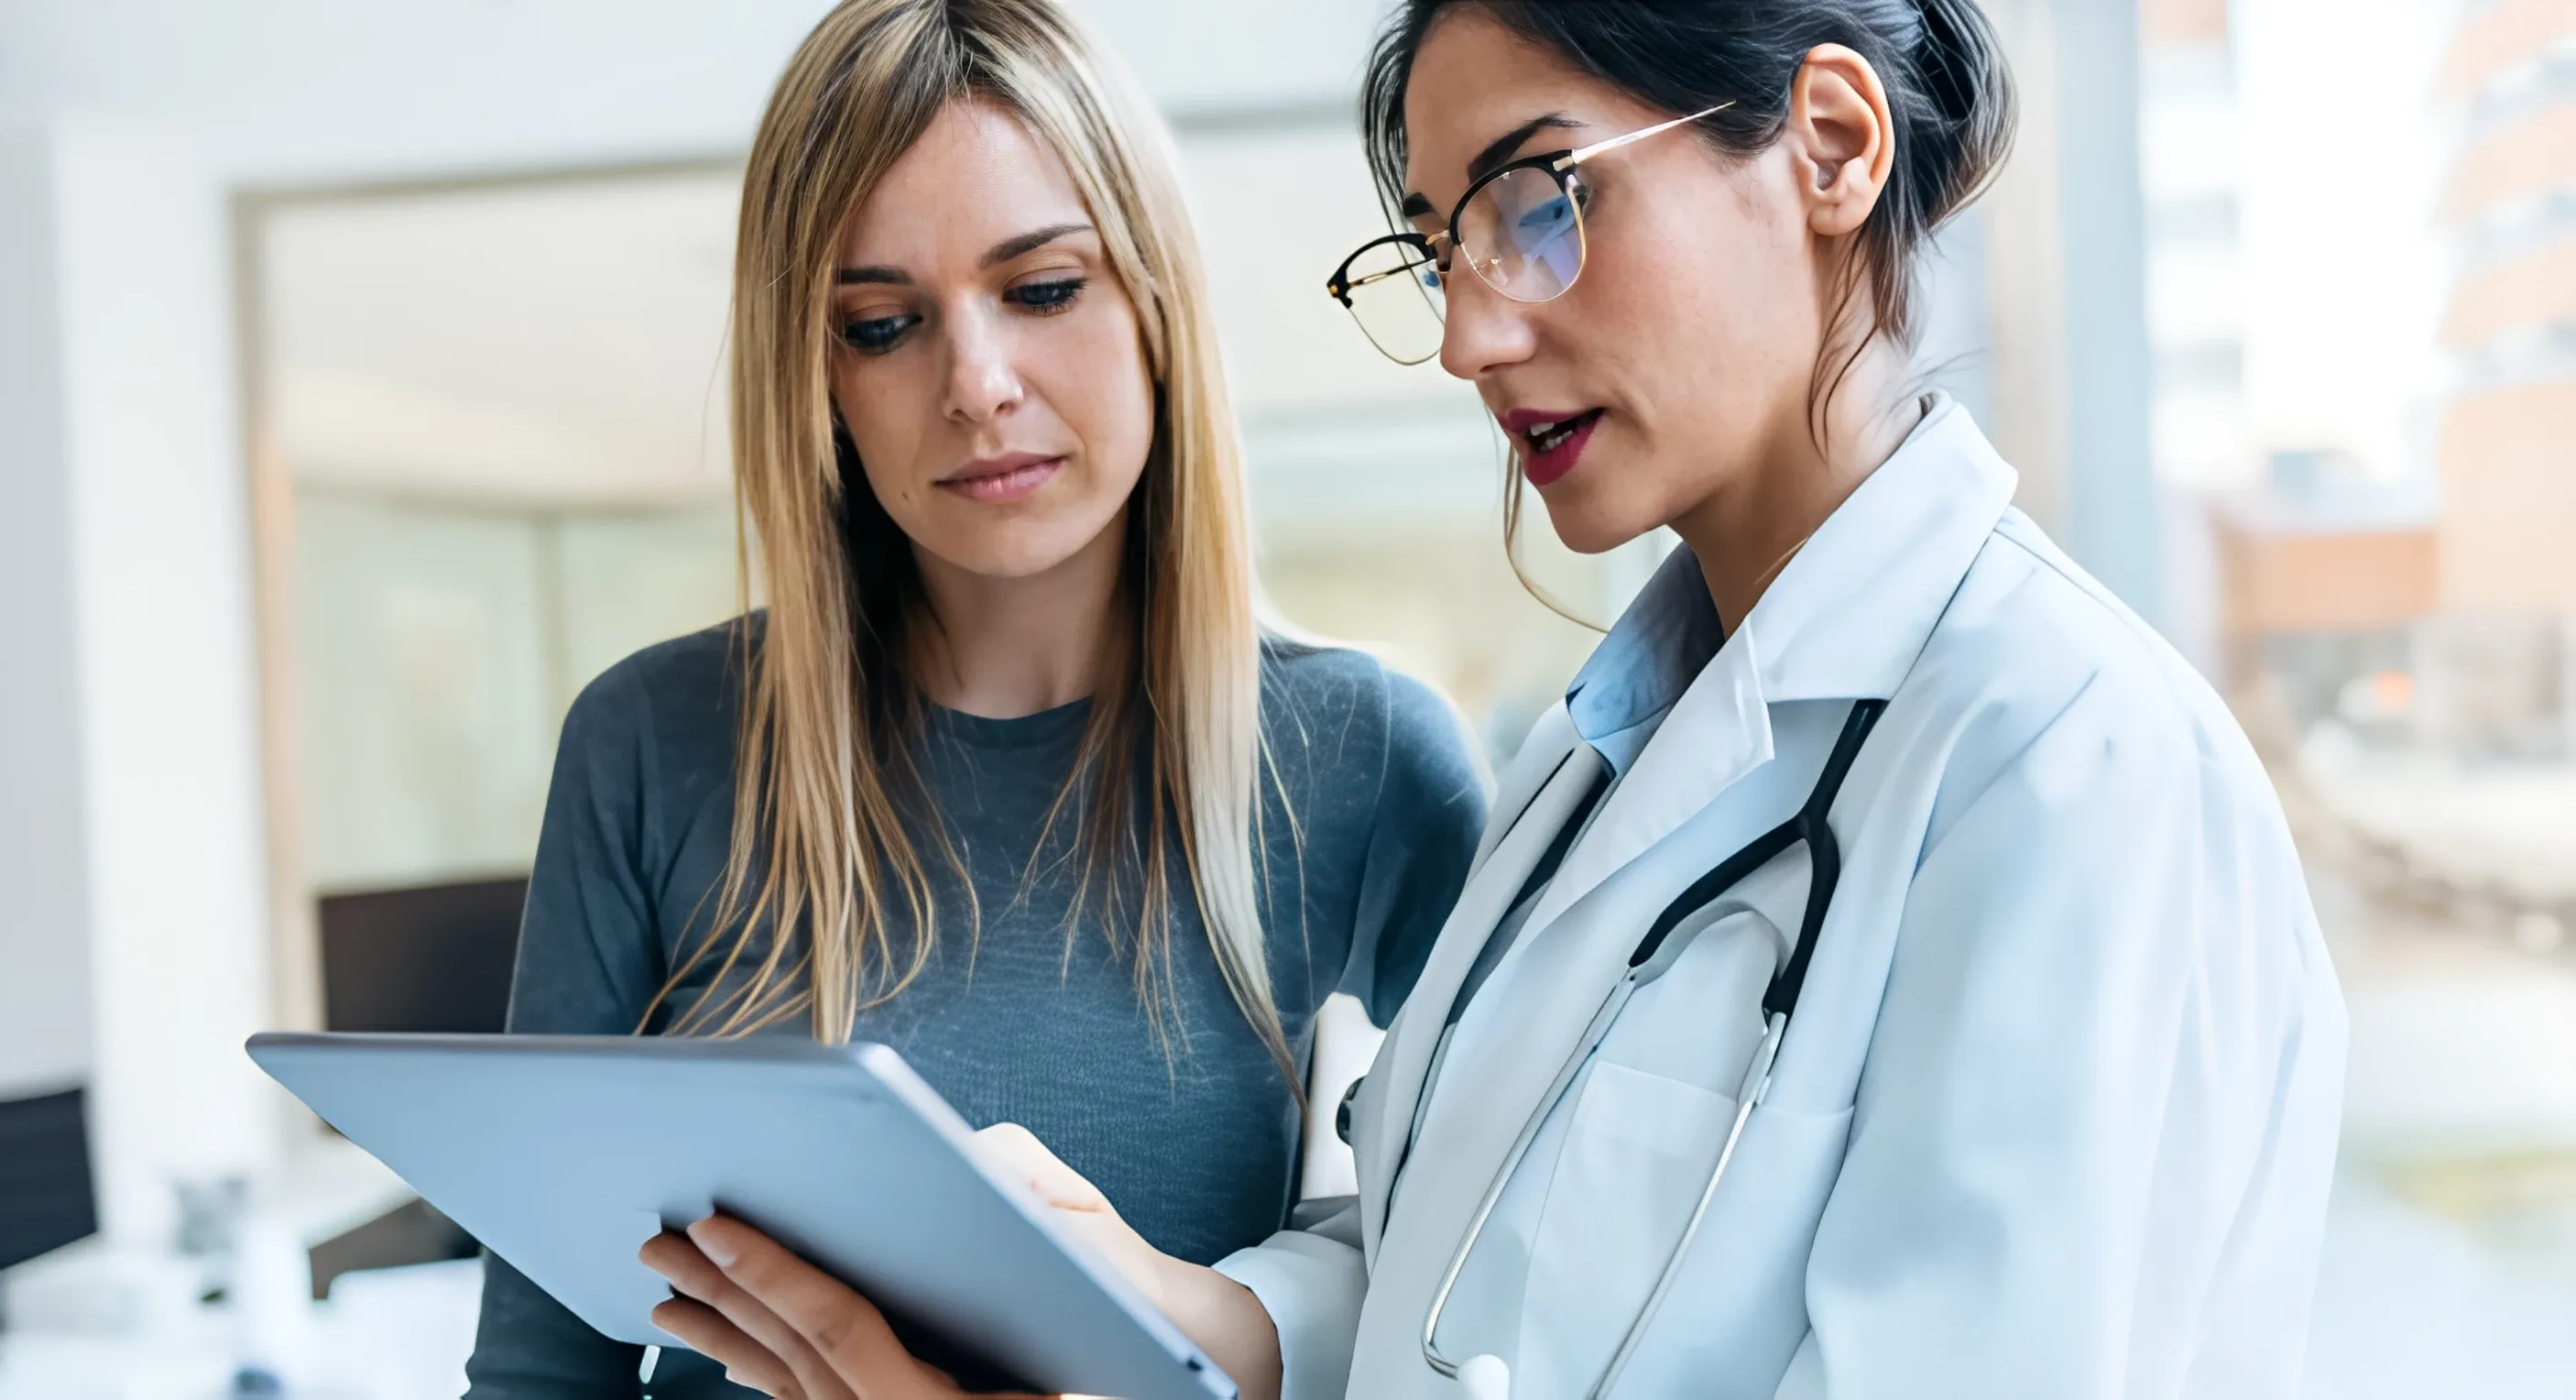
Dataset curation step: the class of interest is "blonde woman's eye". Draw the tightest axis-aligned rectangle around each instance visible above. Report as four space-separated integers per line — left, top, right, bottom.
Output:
838 312 919 355
1005 277 1086 314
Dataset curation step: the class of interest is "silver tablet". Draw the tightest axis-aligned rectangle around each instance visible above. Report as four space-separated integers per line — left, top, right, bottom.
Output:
247 1032 1237 1400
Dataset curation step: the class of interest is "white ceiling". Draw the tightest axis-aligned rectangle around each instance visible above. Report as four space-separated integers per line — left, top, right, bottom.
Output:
0 0 1393 183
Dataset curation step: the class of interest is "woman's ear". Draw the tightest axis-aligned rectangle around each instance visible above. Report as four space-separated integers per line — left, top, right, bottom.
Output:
1786 43 1896 238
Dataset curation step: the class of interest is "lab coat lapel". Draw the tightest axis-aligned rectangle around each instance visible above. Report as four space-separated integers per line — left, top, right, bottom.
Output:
1745 395 2021 705
1355 723 1602 1259
1468 705 1580 873
1519 631 1774 938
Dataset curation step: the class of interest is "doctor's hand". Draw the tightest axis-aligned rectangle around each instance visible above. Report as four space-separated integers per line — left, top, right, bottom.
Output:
966 1124 1282 1400
966 1122 1173 1309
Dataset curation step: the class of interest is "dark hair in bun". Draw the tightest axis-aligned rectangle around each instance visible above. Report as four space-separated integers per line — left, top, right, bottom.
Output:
1364 0 2017 410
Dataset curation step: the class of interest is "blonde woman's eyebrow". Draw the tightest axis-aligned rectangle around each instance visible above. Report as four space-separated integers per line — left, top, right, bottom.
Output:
978 221 1094 268
834 222 1095 286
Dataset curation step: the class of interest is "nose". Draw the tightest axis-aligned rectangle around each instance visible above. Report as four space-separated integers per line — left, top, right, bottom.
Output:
942 302 1024 424
1436 262 1539 383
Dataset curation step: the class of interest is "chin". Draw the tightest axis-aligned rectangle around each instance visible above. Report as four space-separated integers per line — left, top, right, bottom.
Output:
938 544 1083 582
920 521 1104 583
1535 487 1658 557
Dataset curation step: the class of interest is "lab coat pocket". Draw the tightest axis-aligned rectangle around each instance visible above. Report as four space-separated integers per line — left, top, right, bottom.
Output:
1611 1098 1858 1400
1515 1059 1737 1398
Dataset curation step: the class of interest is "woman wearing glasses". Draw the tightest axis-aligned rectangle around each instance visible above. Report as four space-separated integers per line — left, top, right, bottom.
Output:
463 0 1491 1395
644 2 2347 1397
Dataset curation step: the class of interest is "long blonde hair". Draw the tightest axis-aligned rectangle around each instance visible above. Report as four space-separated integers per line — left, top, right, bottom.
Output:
654 0 1291 1081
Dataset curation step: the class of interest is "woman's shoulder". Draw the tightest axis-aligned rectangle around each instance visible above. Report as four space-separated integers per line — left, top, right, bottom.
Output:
584 611 757 704
1907 514 2269 835
1259 633 1462 753
559 614 760 773
1257 632 1490 822
527 618 759 976
1257 630 1384 700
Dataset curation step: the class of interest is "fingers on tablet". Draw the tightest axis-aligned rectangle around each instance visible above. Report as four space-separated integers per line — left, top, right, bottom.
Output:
649 1295 799 1397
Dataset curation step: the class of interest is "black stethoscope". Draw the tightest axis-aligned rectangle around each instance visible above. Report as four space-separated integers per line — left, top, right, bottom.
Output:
1405 697 1887 1399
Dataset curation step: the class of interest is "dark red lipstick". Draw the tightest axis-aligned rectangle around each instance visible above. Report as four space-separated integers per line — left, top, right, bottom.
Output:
1498 407 1604 487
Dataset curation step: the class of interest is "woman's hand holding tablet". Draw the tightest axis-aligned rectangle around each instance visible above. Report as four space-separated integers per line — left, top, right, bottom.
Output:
643 1123 1285 1400
644 1215 1009 1398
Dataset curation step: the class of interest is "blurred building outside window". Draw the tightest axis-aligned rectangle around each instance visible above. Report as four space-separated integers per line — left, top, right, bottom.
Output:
2146 0 2576 1393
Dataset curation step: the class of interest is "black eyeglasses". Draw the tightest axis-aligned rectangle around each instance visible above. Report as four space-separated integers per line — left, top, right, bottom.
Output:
1325 104 1732 365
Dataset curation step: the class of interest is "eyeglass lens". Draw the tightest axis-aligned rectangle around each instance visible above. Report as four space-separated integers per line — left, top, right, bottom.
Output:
1340 237 1446 366
1457 166 1583 303
1341 165 1588 364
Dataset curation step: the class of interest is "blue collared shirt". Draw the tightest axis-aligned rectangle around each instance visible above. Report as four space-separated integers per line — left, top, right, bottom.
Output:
1443 544 1724 1024
1564 544 1725 777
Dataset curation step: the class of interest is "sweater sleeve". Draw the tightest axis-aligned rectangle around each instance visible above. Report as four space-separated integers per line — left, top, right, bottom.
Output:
463 664 666 1400
1338 669 1490 1025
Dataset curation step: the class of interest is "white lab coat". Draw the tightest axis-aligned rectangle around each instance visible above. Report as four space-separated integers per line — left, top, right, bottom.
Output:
1216 399 2348 1399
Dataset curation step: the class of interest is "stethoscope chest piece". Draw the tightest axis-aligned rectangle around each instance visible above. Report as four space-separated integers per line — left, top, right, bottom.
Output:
1457 1351 1512 1400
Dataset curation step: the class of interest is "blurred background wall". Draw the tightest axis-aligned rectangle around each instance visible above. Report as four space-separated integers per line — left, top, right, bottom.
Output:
1 0 2571 1396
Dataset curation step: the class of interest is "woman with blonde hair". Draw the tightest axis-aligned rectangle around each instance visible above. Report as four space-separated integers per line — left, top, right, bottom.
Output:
460 1 1487 1395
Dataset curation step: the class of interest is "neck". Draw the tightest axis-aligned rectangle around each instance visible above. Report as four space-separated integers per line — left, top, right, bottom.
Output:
908 514 1128 719
1669 338 1924 632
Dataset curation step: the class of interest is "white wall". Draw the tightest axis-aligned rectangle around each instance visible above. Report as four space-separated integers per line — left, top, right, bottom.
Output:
2049 0 2159 622
1979 0 2159 620
0 0 1384 186
56 124 279 1242
0 121 278 1242
0 129 95 1105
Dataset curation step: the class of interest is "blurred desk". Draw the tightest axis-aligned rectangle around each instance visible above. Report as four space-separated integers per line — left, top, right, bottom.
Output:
0 1258 480 1400
0 1137 479 1400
